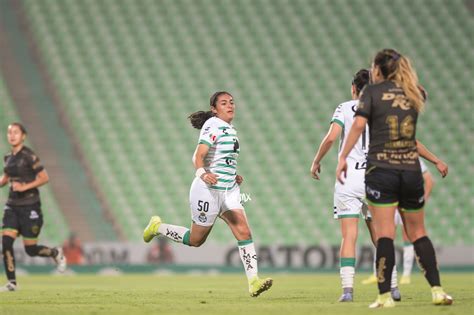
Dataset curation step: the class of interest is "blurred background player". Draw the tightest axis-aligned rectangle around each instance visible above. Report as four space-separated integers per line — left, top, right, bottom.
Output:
143 92 272 297
310 69 400 302
62 233 84 265
0 123 66 292
336 48 452 308
146 238 174 264
362 158 434 285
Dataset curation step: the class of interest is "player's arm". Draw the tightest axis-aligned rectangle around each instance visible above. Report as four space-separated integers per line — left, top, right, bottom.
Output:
336 116 367 184
0 173 9 187
11 169 49 192
416 140 448 178
423 170 434 201
310 123 343 180
192 144 218 185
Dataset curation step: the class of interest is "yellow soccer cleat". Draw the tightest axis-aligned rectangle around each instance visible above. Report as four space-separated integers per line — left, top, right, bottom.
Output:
143 216 162 243
248 276 273 297
400 275 411 285
369 292 395 308
362 274 377 285
432 286 453 305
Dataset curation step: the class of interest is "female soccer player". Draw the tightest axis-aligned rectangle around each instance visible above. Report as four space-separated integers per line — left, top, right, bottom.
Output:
311 69 400 302
143 91 272 297
336 49 452 308
1 123 66 292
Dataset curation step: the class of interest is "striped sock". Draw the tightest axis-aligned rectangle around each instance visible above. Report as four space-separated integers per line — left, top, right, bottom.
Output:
340 257 356 289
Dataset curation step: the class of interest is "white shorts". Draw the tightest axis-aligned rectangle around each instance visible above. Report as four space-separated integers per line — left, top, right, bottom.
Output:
189 177 243 227
395 210 403 225
333 167 371 220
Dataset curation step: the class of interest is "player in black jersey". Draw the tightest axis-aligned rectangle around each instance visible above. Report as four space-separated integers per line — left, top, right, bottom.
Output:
0 123 66 292
336 49 452 308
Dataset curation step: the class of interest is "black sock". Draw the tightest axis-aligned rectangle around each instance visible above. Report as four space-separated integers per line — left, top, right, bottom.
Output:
24 245 58 258
2 236 16 284
413 236 441 287
376 237 395 294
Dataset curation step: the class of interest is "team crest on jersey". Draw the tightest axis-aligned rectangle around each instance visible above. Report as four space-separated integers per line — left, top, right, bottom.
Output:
198 212 207 223
31 225 40 235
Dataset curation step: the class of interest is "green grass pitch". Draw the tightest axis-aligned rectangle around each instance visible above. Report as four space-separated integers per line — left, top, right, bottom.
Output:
0 273 472 315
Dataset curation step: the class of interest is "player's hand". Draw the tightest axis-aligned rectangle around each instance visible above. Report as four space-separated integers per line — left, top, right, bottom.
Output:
435 160 448 178
335 157 348 184
11 181 27 192
310 162 321 180
236 175 244 185
201 172 219 185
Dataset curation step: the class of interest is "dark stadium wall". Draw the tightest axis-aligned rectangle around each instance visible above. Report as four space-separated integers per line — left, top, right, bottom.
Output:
0 0 122 241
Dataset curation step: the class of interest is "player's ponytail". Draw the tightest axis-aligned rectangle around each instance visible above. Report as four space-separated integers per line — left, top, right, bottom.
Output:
188 91 232 130
188 111 214 129
391 56 424 112
374 49 424 112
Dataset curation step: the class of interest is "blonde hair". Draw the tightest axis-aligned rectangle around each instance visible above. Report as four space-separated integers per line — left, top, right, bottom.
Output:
374 49 424 112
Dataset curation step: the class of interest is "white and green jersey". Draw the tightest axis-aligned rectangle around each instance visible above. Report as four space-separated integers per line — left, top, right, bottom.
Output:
331 100 369 168
198 117 240 191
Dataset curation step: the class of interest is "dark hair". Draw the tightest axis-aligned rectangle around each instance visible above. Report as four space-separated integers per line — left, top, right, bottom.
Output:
9 122 27 135
373 48 424 112
352 69 370 95
188 91 232 129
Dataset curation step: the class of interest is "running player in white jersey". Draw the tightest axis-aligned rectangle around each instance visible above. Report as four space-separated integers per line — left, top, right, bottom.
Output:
143 91 272 297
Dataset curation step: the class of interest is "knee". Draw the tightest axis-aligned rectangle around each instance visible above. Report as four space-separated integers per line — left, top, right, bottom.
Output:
24 245 38 257
2 235 15 252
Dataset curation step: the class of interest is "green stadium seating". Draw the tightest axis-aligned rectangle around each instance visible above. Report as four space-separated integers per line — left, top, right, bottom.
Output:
22 0 473 245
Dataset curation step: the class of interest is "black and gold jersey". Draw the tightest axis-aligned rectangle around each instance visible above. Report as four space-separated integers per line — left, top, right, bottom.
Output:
356 81 421 171
3 146 44 206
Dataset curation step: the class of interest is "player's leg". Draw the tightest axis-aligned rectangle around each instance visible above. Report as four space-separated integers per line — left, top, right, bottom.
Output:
362 218 377 285
338 217 358 301
220 208 272 297
401 210 452 305
143 178 215 246
400 170 452 305
400 225 414 284
365 167 399 308
1 230 18 291
20 207 66 273
1 206 19 291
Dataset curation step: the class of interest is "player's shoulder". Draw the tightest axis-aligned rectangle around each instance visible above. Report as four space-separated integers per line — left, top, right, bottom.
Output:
336 99 358 113
21 146 38 159
202 116 221 128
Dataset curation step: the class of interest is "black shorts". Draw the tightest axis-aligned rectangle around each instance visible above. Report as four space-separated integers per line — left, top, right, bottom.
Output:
365 165 425 211
2 203 43 239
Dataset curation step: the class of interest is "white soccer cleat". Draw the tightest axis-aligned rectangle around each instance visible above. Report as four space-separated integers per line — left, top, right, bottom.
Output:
0 282 17 292
54 247 67 273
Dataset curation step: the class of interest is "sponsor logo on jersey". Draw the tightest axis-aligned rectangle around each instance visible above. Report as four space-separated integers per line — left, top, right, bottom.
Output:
366 186 381 199
29 210 39 219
